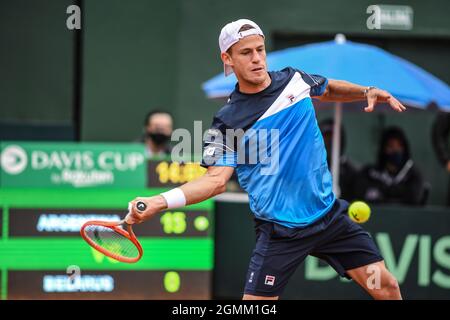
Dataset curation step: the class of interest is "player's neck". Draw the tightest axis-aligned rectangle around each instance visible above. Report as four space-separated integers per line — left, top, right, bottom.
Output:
237 73 271 94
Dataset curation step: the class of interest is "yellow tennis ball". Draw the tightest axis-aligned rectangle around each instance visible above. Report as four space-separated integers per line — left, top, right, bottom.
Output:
348 201 371 223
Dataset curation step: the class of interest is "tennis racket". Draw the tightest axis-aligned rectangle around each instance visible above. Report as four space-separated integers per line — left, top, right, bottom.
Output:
80 201 147 263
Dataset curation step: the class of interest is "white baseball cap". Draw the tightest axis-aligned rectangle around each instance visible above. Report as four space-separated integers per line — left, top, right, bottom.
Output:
219 19 265 76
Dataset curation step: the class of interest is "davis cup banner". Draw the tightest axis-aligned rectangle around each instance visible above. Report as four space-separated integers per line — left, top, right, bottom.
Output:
0 142 146 188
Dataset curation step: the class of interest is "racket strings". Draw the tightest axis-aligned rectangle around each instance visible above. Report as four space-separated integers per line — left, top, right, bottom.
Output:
84 224 139 258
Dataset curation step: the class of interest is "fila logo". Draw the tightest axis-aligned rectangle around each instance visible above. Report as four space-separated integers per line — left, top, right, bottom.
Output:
264 275 275 286
287 94 295 103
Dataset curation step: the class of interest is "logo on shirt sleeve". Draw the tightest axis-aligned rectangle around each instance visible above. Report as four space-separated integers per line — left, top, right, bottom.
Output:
203 147 216 157
207 129 220 137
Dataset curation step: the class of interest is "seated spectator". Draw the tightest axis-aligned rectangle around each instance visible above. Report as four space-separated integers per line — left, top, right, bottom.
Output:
354 126 426 206
140 110 173 158
431 112 450 206
319 118 359 201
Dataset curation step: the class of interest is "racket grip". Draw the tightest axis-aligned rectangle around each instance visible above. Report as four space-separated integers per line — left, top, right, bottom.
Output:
136 201 147 213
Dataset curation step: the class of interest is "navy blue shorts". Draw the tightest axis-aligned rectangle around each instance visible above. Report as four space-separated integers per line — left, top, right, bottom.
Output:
243 199 383 297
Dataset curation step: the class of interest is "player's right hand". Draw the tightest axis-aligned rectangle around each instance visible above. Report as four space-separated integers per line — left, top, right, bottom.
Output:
125 195 167 224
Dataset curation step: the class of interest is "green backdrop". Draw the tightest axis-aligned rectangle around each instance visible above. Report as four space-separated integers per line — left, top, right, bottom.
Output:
1 0 449 204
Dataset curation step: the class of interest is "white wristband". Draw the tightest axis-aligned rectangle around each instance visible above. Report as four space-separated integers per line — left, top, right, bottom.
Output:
160 188 186 209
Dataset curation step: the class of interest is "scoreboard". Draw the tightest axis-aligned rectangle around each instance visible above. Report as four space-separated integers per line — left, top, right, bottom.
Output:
0 142 213 299
0 189 213 299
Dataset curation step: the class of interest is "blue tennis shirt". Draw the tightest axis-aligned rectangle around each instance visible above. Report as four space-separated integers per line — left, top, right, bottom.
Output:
201 67 336 228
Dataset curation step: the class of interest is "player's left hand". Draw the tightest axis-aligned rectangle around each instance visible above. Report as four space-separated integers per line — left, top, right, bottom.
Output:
125 196 167 224
364 88 406 113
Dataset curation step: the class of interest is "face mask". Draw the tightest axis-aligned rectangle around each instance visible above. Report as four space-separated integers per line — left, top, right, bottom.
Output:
385 151 404 168
147 132 170 146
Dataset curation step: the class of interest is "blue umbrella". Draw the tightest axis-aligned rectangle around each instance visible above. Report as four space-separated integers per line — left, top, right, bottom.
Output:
202 35 450 196
202 35 450 109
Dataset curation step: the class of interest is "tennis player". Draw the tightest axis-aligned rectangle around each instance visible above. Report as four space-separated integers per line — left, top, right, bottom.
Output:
127 19 405 300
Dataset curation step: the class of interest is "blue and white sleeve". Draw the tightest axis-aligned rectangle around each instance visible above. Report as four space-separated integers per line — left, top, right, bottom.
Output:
299 71 328 97
201 117 237 168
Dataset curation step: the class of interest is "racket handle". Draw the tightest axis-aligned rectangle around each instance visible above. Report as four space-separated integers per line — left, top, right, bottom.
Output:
136 201 147 213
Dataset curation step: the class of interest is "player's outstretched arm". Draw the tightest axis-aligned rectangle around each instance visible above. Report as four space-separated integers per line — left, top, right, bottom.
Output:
125 166 234 224
317 79 406 113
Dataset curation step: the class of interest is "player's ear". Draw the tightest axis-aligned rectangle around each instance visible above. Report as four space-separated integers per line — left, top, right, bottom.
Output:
221 52 233 67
